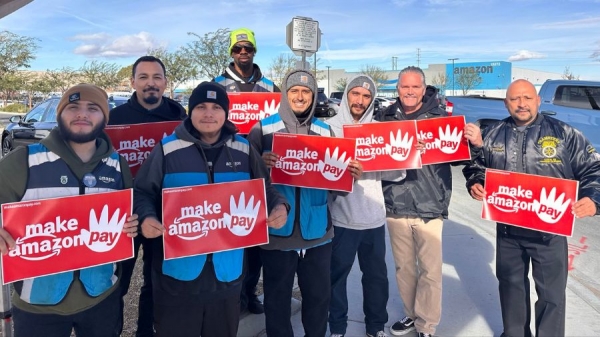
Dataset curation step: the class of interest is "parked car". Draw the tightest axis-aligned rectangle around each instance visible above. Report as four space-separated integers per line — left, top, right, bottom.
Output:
2 95 128 157
447 79 600 148
330 91 343 100
375 97 394 109
327 98 341 115
315 88 334 118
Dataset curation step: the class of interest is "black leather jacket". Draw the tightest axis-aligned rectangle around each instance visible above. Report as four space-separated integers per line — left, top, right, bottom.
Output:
463 114 600 238
376 88 452 219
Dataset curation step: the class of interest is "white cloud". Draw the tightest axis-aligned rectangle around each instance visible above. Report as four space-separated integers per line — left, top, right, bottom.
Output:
70 33 110 41
508 50 546 62
72 32 163 58
534 16 600 29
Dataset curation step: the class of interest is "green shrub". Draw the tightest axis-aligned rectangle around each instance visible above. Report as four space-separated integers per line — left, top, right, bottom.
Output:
3 103 27 113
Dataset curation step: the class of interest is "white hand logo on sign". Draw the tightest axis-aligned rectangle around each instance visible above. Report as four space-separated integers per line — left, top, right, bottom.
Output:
436 125 463 154
224 192 260 237
259 99 280 119
532 187 571 224
80 205 126 252
318 147 350 181
385 130 413 161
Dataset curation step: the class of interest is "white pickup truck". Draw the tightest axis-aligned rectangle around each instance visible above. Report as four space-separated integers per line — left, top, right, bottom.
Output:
446 80 600 148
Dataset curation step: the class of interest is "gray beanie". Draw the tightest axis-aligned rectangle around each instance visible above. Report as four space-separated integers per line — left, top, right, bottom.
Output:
347 76 376 98
286 71 316 93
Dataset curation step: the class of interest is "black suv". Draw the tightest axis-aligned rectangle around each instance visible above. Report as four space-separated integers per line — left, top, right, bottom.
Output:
315 88 334 118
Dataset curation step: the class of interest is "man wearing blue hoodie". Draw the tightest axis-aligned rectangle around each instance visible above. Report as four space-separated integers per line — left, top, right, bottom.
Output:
327 76 405 337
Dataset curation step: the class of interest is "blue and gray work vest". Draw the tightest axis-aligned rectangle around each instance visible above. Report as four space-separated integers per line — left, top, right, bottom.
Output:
214 74 275 92
160 134 251 282
16 143 124 305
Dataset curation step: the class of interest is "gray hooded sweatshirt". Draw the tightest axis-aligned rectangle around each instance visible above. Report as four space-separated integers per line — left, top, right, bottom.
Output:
327 75 404 229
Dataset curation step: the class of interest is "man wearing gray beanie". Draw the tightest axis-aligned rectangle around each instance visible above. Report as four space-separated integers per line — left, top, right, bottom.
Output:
247 69 362 336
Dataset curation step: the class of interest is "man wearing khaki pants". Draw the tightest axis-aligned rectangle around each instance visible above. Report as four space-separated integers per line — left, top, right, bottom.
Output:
375 66 452 337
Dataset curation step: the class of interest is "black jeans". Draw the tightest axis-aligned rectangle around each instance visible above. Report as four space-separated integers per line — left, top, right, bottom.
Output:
12 288 120 337
261 242 332 337
240 245 262 307
328 225 388 336
496 231 567 337
118 235 154 337
153 293 239 337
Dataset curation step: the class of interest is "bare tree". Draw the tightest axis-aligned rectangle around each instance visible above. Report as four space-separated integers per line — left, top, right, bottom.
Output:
45 67 78 94
148 47 198 98
561 66 580 80
359 65 387 89
335 77 348 91
0 31 38 81
268 53 298 88
456 71 482 95
79 61 121 90
185 28 230 80
431 73 448 95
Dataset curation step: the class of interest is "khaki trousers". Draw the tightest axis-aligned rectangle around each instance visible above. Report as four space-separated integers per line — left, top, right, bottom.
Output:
387 215 443 335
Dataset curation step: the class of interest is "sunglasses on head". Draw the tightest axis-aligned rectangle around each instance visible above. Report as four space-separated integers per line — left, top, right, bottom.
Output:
231 44 255 54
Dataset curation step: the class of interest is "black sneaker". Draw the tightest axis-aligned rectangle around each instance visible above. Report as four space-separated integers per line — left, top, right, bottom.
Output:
389 317 415 336
417 333 433 337
247 296 264 314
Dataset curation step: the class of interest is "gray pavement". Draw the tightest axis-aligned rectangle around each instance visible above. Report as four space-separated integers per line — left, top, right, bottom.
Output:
238 167 600 337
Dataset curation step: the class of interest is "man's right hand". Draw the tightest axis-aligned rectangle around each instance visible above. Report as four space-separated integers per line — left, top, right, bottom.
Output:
470 183 486 201
0 228 16 255
141 217 165 239
262 152 279 169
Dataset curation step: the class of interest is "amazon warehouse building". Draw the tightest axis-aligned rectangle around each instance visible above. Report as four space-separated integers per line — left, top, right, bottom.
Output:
321 61 562 98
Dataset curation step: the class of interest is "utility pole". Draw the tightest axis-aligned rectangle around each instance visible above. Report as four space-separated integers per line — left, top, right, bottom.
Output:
417 48 421 67
448 58 459 96
326 66 331 96
392 56 397 70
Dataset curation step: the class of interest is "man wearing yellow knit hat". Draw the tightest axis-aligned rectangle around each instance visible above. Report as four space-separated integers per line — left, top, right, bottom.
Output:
214 27 280 315
213 27 280 93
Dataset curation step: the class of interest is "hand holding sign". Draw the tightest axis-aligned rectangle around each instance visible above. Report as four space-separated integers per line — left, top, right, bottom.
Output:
80 205 127 253
224 192 260 237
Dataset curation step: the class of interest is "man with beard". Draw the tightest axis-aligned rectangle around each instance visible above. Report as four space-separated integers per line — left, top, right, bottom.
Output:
0 84 139 337
463 79 600 337
376 66 451 337
213 27 280 93
108 55 186 337
327 75 405 337
214 27 279 315
247 69 362 337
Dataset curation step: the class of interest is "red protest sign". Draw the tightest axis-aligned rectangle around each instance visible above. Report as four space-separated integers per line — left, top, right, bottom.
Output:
227 92 281 134
483 169 579 236
161 179 268 260
416 116 471 165
343 121 421 171
271 133 356 192
1 189 134 284
105 121 179 177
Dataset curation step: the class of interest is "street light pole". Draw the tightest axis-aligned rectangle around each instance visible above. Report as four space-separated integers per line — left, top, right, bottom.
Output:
448 58 459 95
326 66 331 96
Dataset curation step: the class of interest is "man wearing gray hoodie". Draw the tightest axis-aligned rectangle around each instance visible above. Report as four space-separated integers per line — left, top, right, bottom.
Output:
247 69 362 337
327 76 404 337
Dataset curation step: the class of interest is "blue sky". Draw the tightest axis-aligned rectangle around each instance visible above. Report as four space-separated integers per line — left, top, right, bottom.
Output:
2 0 600 80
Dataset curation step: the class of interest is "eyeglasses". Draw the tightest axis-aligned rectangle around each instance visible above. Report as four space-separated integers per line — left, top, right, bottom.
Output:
231 44 255 54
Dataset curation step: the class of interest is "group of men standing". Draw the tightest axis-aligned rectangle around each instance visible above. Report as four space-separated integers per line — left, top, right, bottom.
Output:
0 25 600 337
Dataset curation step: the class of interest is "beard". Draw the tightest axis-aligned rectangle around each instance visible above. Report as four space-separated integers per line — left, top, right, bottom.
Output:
142 87 161 105
58 116 105 144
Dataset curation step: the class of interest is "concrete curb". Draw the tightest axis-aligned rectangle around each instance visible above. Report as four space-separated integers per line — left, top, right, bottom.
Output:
237 295 302 337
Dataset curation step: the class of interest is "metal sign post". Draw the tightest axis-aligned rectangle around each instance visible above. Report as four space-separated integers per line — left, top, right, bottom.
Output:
286 16 321 70
0 280 12 337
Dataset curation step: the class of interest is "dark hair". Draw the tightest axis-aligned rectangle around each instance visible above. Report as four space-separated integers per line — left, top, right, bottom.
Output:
132 56 166 77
